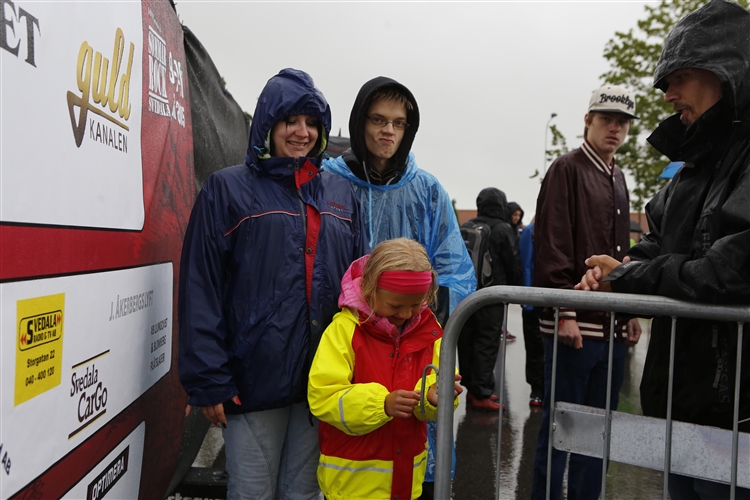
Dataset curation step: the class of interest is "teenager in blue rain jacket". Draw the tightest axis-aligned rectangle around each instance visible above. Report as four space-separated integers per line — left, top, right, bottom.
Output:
323 77 475 320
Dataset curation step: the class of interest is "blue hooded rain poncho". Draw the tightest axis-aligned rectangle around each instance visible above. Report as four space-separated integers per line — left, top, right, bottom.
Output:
323 77 476 315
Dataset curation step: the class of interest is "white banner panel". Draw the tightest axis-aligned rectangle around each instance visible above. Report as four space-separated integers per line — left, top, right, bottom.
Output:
66 422 145 500
0 1 144 229
0 264 172 497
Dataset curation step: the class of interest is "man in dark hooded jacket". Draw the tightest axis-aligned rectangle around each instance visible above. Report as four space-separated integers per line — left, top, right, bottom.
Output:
458 188 521 411
578 1 750 497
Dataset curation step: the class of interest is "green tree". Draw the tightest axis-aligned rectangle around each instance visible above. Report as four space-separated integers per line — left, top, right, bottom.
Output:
532 124 570 180
599 0 749 212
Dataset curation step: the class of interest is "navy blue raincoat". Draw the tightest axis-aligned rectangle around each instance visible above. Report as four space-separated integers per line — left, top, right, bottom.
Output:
178 69 367 413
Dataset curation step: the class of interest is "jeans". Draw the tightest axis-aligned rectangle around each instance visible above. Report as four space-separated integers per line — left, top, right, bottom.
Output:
531 338 625 500
223 402 320 500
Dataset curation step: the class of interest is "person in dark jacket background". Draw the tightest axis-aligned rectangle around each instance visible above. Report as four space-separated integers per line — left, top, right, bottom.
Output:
519 219 544 407
578 1 750 497
505 201 525 342
178 69 367 500
458 187 521 412
508 201 524 240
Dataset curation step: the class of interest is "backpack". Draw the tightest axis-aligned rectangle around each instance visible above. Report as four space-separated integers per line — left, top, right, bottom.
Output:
460 220 494 289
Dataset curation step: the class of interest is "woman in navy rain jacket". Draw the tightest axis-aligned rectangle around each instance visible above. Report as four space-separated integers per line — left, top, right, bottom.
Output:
178 68 367 500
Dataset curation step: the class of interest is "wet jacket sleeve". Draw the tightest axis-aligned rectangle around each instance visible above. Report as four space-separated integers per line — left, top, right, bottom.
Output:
533 159 578 320
609 169 750 304
426 180 477 311
308 313 393 436
177 182 238 407
412 338 460 422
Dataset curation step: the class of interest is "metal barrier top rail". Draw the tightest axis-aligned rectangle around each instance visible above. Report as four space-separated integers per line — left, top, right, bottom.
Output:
434 286 750 499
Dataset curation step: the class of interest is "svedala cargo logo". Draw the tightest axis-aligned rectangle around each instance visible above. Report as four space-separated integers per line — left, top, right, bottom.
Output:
66 28 135 149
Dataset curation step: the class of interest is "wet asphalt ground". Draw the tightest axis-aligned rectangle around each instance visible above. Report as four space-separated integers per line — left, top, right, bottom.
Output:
184 306 664 499
451 306 664 499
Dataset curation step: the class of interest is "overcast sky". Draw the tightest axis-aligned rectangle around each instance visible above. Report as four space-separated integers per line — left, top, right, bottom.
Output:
176 0 655 220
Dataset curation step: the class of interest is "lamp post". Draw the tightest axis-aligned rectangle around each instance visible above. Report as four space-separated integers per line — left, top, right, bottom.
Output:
543 112 557 178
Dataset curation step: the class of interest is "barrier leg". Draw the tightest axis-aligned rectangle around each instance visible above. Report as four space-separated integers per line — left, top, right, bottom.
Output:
493 302 510 500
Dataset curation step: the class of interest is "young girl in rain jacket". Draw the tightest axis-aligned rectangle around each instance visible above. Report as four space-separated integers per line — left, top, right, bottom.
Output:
308 238 461 500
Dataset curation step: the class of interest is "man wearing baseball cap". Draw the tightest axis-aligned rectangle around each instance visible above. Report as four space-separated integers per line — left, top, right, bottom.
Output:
530 84 643 499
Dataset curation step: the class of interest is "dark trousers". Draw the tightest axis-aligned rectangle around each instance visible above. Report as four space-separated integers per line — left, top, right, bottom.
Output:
531 338 625 500
457 304 503 398
668 473 750 500
522 307 545 399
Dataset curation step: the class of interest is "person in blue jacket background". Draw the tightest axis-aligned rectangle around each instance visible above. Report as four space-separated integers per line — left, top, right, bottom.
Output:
178 68 367 500
519 219 545 407
323 76 475 499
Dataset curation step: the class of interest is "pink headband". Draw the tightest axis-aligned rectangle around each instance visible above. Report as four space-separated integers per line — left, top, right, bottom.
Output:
377 270 433 294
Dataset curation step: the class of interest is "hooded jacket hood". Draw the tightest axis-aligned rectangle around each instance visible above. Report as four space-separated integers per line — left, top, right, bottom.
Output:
338 255 428 339
476 188 510 222
348 77 420 174
654 0 750 121
507 201 524 227
245 68 331 168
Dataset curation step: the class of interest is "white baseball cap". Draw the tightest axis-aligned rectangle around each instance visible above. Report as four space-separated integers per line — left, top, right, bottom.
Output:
588 84 638 119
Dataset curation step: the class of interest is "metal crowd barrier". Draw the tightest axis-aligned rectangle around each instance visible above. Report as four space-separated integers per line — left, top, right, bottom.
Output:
434 286 750 499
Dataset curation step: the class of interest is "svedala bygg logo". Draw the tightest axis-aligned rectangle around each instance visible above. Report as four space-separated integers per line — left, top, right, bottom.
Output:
66 28 135 149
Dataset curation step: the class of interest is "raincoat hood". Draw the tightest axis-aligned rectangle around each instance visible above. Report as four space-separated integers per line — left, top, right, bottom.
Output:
476 188 510 222
654 0 750 121
338 255 427 338
245 68 331 169
348 77 420 172
507 201 524 226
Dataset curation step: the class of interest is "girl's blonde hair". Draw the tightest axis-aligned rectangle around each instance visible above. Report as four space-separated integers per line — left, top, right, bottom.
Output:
361 238 438 312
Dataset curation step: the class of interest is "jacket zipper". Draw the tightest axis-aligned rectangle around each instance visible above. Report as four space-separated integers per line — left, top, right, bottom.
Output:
295 158 307 235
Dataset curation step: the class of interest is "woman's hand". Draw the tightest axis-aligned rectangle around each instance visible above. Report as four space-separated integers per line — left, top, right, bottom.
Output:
198 395 242 428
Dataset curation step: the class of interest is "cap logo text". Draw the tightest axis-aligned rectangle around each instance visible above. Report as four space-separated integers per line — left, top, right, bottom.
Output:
599 93 635 111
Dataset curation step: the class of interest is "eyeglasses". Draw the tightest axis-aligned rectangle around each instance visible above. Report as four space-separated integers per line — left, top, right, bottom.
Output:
366 115 409 130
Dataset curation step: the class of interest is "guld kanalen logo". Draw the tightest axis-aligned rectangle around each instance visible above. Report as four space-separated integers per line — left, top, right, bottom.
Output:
66 28 135 150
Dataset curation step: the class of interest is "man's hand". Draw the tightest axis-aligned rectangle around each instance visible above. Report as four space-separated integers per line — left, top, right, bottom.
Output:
558 319 583 349
199 395 241 428
424 374 463 407
385 390 420 418
625 318 642 347
575 255 630 292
